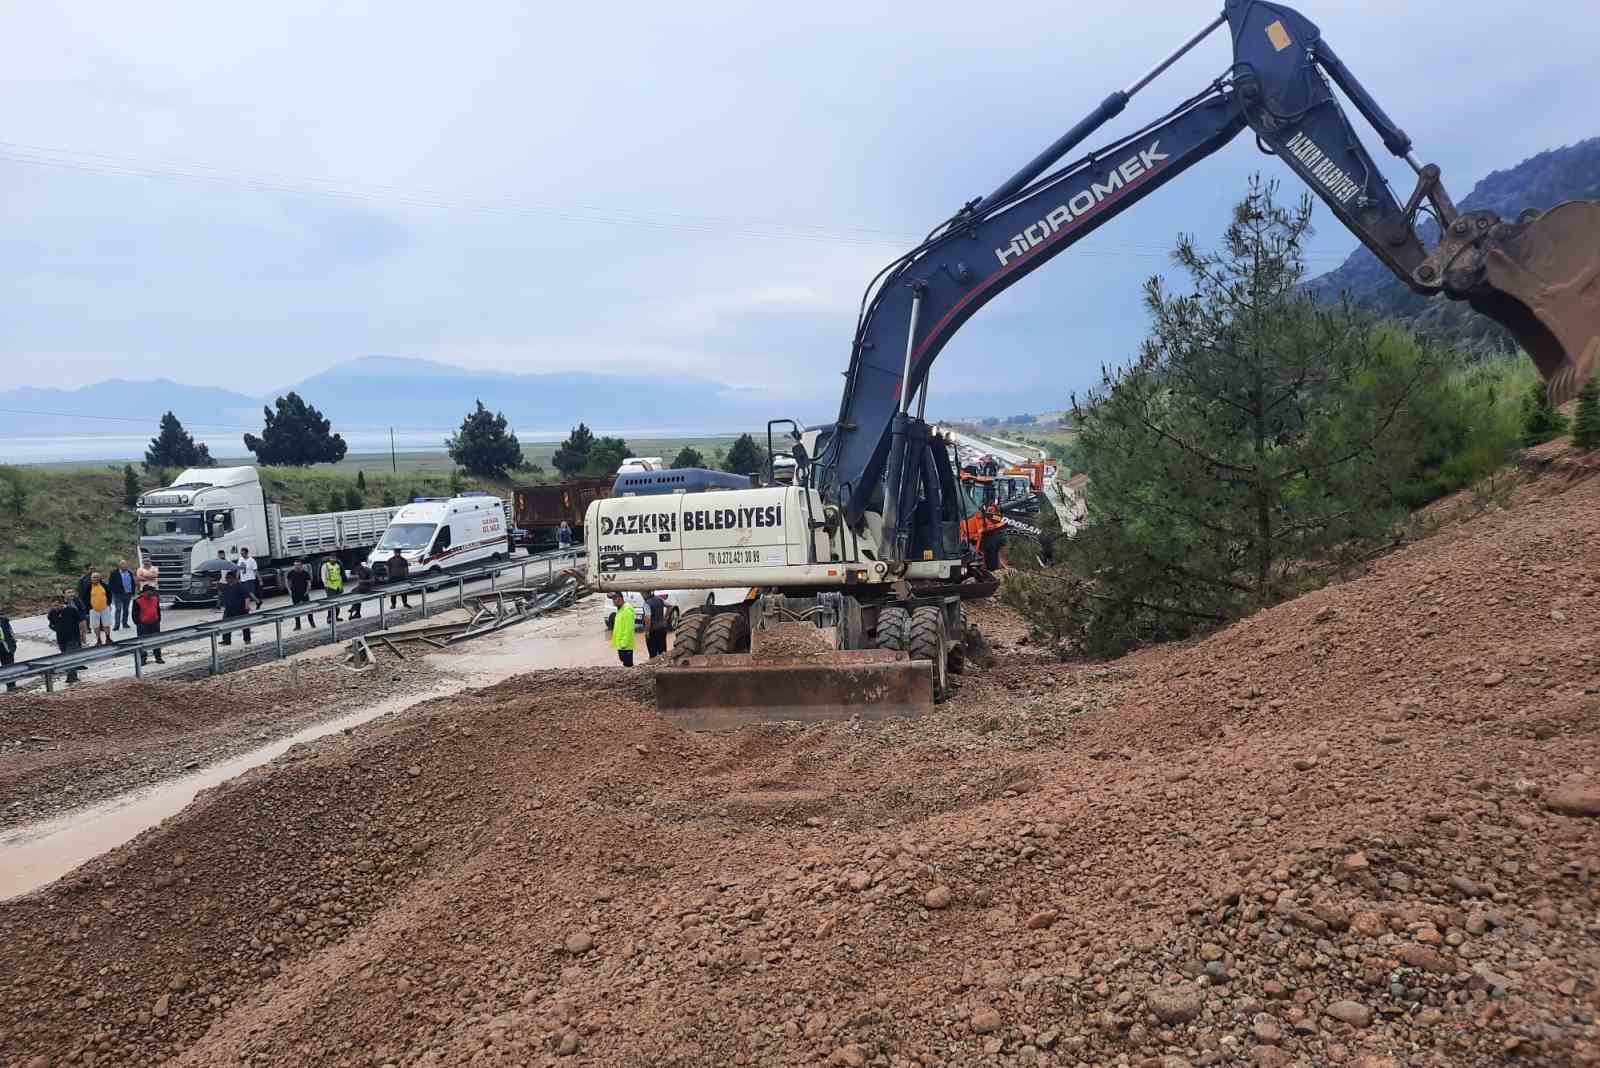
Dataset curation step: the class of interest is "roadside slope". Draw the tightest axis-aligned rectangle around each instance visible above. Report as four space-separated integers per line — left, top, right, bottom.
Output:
0 469 1596 1067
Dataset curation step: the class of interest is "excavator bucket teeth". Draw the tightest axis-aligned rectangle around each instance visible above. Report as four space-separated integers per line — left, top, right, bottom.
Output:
1464 201 1600 406
654 649 933 731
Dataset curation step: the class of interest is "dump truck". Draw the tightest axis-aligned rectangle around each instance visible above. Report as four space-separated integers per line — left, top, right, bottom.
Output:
510 477 613 552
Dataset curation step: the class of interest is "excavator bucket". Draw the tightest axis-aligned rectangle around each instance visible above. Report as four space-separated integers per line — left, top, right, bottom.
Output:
653 622 934 731
1434 201 1600 406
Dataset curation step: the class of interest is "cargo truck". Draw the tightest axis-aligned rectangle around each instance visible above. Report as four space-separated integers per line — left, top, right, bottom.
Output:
136 466 403 604
510 476 613 553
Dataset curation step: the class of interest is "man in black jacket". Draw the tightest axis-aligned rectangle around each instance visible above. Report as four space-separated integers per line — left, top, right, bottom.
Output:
0 610 17 691
286 559 316 631
218 571 251 645
387 549 411 608
46 588 86 684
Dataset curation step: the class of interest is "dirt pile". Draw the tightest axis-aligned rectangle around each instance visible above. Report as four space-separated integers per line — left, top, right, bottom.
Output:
0 469 1597 1067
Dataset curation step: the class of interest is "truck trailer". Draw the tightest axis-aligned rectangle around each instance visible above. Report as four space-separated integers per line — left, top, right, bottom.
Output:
510 477 613 553
136 466 402 604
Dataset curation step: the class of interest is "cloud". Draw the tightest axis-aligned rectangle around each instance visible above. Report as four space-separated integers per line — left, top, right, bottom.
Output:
1 0 1597 411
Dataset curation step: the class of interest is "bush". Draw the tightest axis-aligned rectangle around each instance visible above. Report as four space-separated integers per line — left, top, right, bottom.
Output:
344 487 364 511
671 445 706 469
382 489 397 507
1521 380 1569 446
1573 375 1600 450
0 465 30 517
53 536 76 574
123 464 141 508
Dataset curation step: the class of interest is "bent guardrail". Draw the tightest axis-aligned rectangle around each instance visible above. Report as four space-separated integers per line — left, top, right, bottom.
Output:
0 549 587 692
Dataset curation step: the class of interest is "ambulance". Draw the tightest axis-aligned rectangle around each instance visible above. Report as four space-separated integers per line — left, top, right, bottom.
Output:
367 492 511 579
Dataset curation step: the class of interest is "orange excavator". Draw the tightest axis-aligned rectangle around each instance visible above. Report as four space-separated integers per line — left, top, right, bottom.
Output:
959 470 1055 571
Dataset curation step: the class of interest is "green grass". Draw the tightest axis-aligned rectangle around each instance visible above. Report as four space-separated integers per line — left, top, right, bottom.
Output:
0 435 742 612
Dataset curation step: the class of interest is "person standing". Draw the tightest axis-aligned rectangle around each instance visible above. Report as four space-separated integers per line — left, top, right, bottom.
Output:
642 590 669 660
111 558 137 632
237 547 262 608
46 588 86 684
218 571 251 645
0 610 17 691
135 553 160 589
76 564 94 609
321 558 344 624
609 592 636 667
131 584 166 665
287 559 316 631
557 520 573 549
84 570 115 646
387 549 411 608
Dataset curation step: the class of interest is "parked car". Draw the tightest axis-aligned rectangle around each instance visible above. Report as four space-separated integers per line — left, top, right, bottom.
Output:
603 588 745 631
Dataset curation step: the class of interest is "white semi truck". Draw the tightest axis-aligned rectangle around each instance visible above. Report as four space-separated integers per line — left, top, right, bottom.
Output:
136 466 403 604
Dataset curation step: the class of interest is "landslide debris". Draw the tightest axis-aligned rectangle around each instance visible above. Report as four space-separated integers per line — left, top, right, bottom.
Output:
0 469 1596 1067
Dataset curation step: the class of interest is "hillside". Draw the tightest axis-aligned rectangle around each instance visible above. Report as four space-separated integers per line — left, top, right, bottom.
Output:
1307 136 1600 353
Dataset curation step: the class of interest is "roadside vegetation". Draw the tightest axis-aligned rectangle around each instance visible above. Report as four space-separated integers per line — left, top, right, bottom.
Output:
1004 179 1545 657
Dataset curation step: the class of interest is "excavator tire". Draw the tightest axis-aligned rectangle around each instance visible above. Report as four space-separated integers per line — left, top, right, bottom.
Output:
698 611 750 656
875 606 910 652
947 608 968 675
670 613 711 662
908 604 949 700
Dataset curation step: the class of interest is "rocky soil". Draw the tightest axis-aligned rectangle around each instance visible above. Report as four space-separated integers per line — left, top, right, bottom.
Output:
0 465 1597 1067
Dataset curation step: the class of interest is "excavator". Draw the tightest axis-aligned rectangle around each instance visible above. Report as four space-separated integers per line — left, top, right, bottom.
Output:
587 0 1600 729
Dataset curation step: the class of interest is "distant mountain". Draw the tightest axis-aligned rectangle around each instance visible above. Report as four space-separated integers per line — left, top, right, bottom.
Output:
1306 137 1600 353
278 355 786 432
0 379 259 436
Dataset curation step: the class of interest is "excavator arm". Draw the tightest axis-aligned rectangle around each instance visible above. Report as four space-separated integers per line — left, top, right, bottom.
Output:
822 0 1600 538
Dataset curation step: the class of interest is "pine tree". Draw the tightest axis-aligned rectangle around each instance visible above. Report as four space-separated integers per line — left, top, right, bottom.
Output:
1572 375 1600 450
670 445 706 469
584 437 630 475
122 464 141 508
552 424 596 477
143 412 213 471
243 392 348 466
53 536 76 574
382 488 397 507
1520 380 1570 446
356 470 367 492
446 400 525 478
723 433 766 476
344 486 364 511
0 466 29 517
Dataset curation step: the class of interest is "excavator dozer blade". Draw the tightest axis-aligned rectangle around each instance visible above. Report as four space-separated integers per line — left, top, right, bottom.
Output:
1446 201 1600 407
654 649 934 732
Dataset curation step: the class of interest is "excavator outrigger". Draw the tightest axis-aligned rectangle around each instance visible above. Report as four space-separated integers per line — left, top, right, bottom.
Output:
589 0 1600 728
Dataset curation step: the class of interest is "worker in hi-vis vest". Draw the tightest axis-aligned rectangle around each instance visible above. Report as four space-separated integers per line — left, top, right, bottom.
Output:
609 591 635 667
321 558 344 624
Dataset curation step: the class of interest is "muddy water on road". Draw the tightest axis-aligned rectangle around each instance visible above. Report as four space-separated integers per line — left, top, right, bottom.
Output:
0 685 459 901
0 597 619 900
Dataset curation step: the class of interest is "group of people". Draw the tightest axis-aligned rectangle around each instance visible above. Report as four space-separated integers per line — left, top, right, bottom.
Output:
17 546 424 685
43 557 166 684
608 589 672 667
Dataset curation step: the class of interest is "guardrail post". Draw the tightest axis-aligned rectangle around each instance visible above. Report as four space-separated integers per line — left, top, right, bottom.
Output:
132 650 143 680
490 569 496 592
209 634 219 675
457 578 464 609
421 585 429 619
275 618 284 659
331 612 339 643
520 563 527 586
379 597 386 630
44 670 54 693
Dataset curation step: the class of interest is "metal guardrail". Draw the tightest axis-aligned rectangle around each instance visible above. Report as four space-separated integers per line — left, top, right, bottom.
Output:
0 549 587 692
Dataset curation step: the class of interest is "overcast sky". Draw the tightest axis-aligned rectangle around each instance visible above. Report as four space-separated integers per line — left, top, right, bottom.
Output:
3 1 1597 413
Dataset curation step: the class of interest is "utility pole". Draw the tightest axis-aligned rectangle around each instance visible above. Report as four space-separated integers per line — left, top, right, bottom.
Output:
390 427 397 473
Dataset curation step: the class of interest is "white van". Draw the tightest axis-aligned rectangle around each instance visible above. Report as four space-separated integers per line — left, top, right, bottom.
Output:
367 493 509 578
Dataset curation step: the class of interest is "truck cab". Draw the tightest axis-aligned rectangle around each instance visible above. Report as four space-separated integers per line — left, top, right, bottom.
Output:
136 466 272 602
